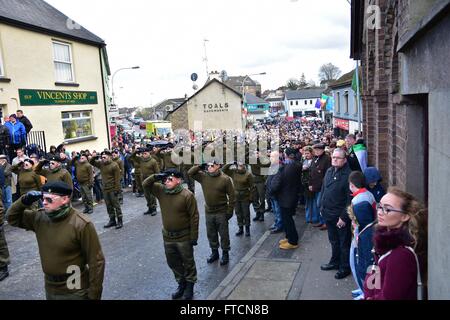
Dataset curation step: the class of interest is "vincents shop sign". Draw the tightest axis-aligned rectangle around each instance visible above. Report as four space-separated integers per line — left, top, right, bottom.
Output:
19 89 98 106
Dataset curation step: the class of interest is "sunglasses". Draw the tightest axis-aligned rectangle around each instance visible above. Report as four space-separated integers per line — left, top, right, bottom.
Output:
43 196 61 204
163 177 175 182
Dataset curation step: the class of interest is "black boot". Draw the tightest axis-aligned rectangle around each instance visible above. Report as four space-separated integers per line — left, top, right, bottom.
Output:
253 213 261 221
182 282 194 300
83 208 89 214
150 208 157 216
103 218 116 229
235 227 244 236
220 251 229 266
115 217 123 229
245 226 251 237
143 209 151 215
0 266 9 282
207 249 219 264
87 209 94 215
171 280 186 300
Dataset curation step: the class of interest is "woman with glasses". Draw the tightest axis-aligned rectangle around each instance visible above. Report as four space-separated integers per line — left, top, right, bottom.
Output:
364 188 427 300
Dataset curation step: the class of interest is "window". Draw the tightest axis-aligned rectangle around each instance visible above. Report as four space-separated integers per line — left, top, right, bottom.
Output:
344 91 349 114
335 92 340 113
354 93 359 116
290 101 293 106
310 100 313 105
304 100 307 105
53 41 74 82
296 101 299 106
62 111 93 140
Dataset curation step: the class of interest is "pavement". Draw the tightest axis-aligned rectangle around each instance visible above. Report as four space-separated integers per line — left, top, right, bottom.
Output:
1 183 356 300
208 209 355 300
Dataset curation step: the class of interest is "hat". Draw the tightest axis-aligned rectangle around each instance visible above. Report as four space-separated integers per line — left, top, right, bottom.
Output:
163 168 183 179
313 143 326 150
9 114 16 119
42 181 73 196
101 151 112 156
0 154 7 160
23 159 35 166
364 167 382 184
337 140 346 148
49 155 62 163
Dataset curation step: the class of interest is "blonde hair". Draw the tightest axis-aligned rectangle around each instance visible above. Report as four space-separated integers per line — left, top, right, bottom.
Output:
303 146 313 153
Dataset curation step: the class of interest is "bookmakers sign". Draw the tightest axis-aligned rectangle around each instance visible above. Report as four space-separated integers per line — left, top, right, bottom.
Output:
19 89 98 106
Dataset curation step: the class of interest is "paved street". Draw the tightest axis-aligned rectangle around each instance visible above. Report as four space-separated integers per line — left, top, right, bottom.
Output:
0 183 275 300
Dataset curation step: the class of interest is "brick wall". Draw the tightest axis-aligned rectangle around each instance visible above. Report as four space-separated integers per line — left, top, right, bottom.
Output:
361 0 407 189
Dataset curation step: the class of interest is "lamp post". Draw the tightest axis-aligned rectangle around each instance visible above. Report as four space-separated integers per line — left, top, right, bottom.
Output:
111 66 140 107
241 72 266 126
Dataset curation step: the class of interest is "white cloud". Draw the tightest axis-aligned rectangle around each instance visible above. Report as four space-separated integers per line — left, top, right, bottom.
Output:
45 0 355 106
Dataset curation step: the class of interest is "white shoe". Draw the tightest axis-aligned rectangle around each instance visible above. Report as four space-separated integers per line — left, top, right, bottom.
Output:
353 294 365 300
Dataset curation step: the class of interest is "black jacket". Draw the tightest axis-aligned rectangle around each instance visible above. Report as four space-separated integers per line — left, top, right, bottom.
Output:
18 116 33 134
319 163 352 222
270 161 303 209
0 124 10 147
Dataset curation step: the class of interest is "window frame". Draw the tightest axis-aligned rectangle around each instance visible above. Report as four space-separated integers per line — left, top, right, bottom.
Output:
61 110 94 141
335 92 340 113
344 90 349 114
52 40 75 83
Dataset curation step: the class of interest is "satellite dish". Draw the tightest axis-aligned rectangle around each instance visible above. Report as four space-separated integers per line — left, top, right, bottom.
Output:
220 70 229 82
193 84 199 90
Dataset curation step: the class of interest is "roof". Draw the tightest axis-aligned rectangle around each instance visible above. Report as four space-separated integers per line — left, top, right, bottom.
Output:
0 0 105 46
166 78 242 117
224 76 260 88
265 97 284 102
245 93 269 106
154 98 186 109
329 70 355 89
284 89 324 100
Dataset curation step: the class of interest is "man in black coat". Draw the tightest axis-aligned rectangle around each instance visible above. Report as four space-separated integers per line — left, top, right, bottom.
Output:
319 148 352 280
270 148 302 250
0 121 10 159
16 110 33 135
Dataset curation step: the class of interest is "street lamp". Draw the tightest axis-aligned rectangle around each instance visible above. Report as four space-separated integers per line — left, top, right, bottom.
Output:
111 66 140 107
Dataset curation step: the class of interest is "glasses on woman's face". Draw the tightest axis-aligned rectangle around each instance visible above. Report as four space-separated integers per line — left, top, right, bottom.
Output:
377 203 404 215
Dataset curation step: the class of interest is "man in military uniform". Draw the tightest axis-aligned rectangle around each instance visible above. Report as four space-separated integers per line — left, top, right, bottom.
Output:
250 152 271 222
112 149 124 205
130 148 160 216
143 169 199 300
222 162 256 237
72 153 94 214
0 176 10 282
188 160 235 265
35 155 73 189
7 182 105 300
90 151 123 229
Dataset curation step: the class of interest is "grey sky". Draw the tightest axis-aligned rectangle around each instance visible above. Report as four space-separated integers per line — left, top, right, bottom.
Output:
45 0 355 107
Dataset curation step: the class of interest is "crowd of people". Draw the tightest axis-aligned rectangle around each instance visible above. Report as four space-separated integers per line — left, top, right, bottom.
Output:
0 117 427 301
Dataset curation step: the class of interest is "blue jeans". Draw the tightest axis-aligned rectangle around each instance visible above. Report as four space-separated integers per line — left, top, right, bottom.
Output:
270 199 283 231
306 192 324 224
2 185 12 214
350 228 362 291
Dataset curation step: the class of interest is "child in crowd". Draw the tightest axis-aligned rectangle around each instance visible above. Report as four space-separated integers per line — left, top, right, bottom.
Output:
364 167 386 203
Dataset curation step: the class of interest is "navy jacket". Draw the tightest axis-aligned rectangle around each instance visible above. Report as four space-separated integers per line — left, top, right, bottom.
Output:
270 161 302 209
319 163 352 222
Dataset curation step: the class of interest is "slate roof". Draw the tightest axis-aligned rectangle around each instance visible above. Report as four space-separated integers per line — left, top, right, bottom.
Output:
329 70 355 89
245 93 269 105
225 76 260 88
0 0 105 46
284 89 324 100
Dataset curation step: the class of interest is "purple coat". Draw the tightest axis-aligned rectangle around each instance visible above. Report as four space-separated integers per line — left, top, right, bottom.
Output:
364 227 419 300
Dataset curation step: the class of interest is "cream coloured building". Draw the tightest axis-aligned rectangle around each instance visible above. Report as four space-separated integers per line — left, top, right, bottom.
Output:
0 0 111 152
167 79 244 132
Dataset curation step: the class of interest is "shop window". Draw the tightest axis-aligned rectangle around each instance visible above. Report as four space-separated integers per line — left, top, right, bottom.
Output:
62 111 93 140
53 41 74 82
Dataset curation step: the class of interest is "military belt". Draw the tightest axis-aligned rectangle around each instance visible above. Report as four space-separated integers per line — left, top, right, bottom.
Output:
45 266 86 283
162 228 190 239
206 204 227 211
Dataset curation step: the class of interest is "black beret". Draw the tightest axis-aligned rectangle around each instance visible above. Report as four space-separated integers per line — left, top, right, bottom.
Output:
49 155 62 162
42 181 73 196
24 159 35 166
112 149 120 154
164 168 183 179
101 151 112 156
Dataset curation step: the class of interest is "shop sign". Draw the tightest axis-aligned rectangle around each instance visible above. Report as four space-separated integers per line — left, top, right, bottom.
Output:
334 118 349 131
19 89 98 106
